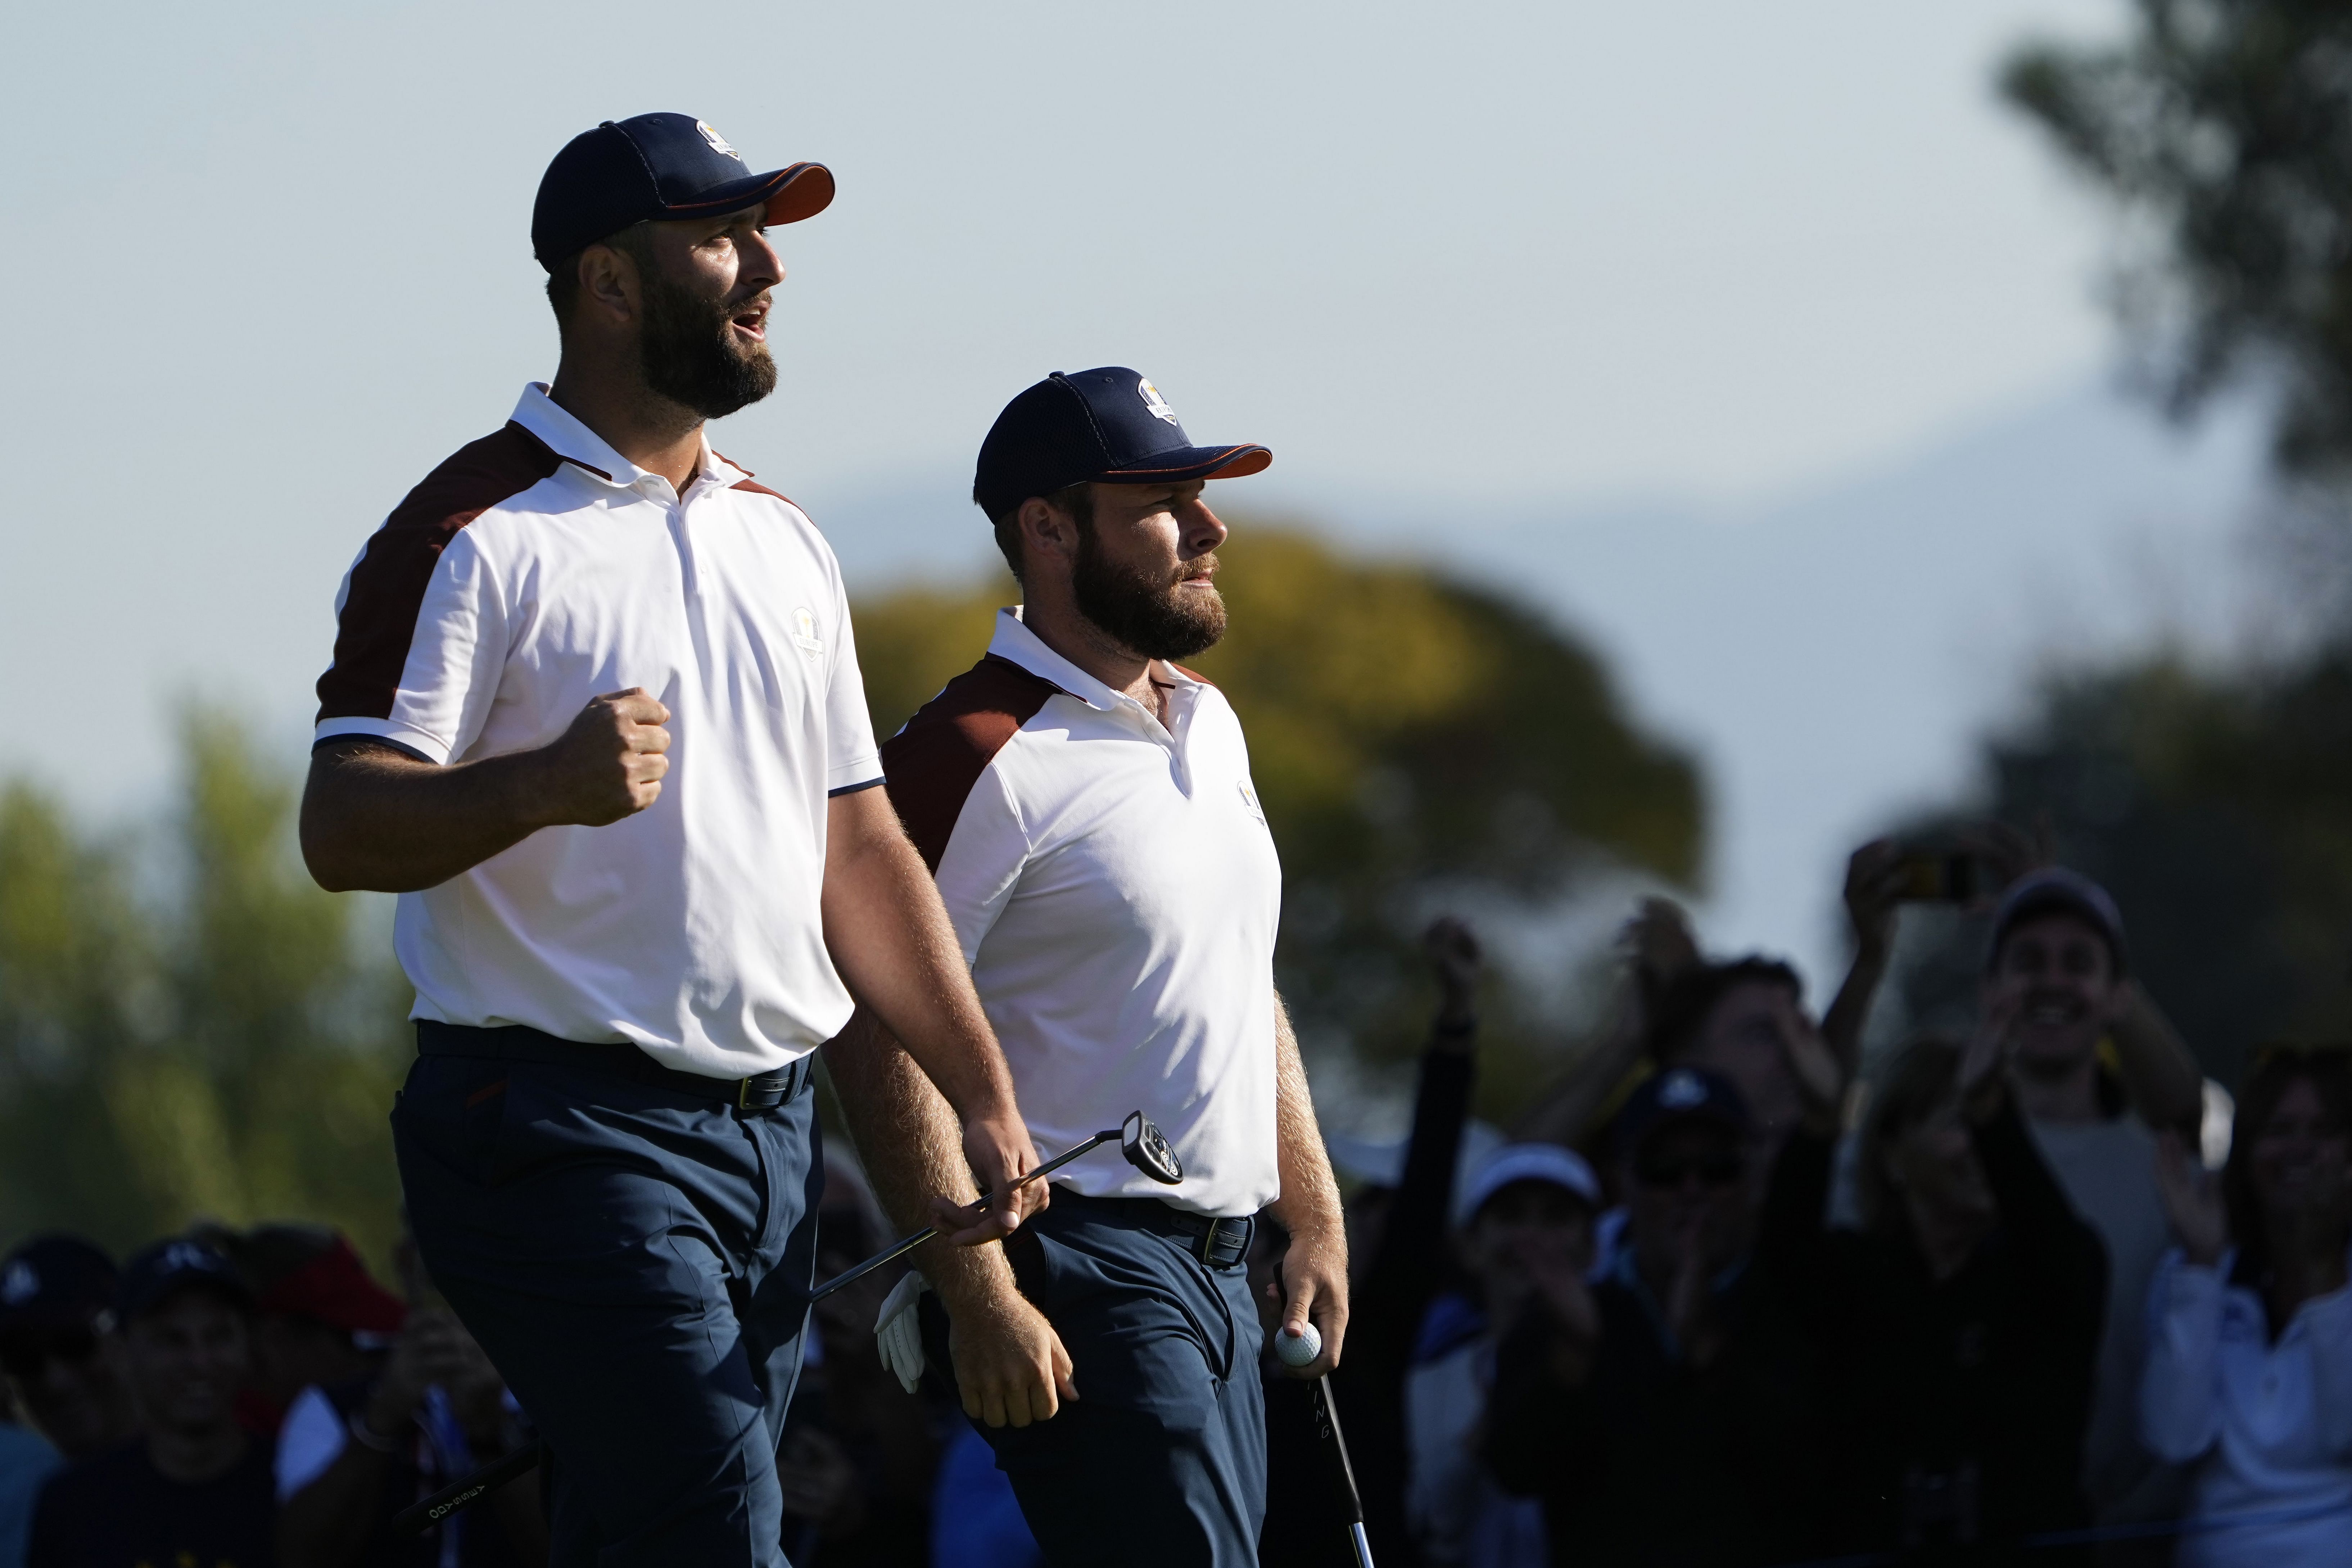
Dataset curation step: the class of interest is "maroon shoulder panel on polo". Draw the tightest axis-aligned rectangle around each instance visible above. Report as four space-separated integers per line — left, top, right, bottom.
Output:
881 654 1064 871
314 423 563 724
716 456 797 510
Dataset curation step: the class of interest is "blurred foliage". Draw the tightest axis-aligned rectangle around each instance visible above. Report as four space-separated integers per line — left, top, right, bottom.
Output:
2004 1 2352 478
1877 647 2352 1090
0 710 410 1262
855 523 1705 1120
1962 3 2352 1094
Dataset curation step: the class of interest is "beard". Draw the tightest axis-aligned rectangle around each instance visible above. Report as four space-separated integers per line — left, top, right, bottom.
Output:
1072 525 1228 661
638 268 777 419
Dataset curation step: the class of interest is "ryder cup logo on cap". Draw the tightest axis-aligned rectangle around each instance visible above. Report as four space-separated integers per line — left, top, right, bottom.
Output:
532 111 836 271
1139 379 1180 426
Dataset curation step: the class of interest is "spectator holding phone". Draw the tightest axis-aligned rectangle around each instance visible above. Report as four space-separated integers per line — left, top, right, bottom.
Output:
2141 1046 2352 1568
1829 841 2207 1544
1799 1017 2107 1561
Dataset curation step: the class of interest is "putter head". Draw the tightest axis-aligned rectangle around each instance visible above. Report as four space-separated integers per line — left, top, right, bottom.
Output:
1121 1111 1184 1184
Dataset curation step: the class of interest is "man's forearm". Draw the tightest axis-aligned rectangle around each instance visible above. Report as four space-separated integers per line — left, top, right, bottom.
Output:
300 740 551 893
1515 990 1643 1146
2112 982 2205 1136
1821 937 1890 1080
1264 997 1344 1243
821 792 1018 1122
821 1012 1016 1307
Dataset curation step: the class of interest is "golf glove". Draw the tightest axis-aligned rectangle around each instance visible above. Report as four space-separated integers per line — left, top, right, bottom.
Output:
874 1271 927 1393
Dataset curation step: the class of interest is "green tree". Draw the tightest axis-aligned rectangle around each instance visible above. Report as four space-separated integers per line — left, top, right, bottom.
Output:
854 524 1705 1119
2005 1 2352 478
0 709 410 1261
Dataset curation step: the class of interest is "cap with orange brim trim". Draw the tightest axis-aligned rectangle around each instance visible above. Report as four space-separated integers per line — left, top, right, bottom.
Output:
532 112 834 271
973 367 1271 522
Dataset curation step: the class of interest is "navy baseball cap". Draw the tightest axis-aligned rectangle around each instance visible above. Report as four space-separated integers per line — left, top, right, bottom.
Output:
973 368 1272 522
1614 1065 1751 1155
0 1235 117 1334
533 112 834 270
1989 867 2128 974
115 1239 252 1323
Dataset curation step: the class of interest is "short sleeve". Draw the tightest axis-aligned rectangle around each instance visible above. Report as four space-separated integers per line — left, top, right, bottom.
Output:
275 1384 349 1501
930 763 1029 963
823 571 883 794
314 527 508 766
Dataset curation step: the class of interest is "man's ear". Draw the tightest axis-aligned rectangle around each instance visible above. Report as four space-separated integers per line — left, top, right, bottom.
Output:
1018 495 1082 575
575 241 642 329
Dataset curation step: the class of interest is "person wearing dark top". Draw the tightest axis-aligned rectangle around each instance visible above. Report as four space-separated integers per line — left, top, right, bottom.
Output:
1483 1061 1825 1568
1259 917 1484 1568
28 1239 276 1568
1801 1022 2107 1564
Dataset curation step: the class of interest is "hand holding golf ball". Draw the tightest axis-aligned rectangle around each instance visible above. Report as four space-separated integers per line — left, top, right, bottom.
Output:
1274 1321 1322 1368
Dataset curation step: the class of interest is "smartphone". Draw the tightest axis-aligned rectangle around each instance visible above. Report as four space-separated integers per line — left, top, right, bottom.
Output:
1893 850 1988 904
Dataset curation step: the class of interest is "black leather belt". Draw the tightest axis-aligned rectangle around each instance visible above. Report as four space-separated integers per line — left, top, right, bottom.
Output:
415 1021 809 1111
1050 1189 1255 1269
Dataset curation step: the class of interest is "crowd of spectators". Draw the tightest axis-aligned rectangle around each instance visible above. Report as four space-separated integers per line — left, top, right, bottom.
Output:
1351 836 2351 1568
3 832 2348 1568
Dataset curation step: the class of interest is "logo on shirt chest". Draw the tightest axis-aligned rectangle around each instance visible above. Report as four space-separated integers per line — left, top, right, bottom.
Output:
1236 777 1267 824
791 606 824 655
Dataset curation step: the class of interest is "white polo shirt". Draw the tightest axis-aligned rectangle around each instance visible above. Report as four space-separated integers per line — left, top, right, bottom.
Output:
881 609 1283 1217
315 383 882 1077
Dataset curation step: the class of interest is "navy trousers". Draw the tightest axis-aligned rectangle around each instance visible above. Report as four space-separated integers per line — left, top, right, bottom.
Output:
953 1191 1267 1568
391 1037 820 1568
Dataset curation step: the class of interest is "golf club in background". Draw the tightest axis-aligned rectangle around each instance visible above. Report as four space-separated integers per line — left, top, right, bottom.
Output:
390 1111 1184 1537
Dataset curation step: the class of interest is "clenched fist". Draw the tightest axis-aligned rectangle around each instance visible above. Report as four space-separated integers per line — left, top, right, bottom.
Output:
534 688 672 826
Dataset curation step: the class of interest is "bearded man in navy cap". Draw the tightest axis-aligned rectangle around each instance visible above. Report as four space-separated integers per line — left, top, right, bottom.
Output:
299 114 1049 1566
828 369 1351 1567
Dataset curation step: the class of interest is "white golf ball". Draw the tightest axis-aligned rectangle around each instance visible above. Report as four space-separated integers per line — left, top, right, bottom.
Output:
1274 1323 1321 1367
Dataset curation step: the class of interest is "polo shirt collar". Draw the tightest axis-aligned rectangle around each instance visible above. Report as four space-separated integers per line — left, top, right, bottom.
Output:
508 383 742 495
987 608 1203 717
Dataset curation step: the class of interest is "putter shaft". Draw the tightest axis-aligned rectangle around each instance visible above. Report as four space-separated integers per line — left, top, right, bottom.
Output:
1315 1374 1377 1568
806 1128 1116 1303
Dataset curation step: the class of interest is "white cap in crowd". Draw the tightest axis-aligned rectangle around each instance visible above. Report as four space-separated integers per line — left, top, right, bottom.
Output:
1455 1143 1603 1226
